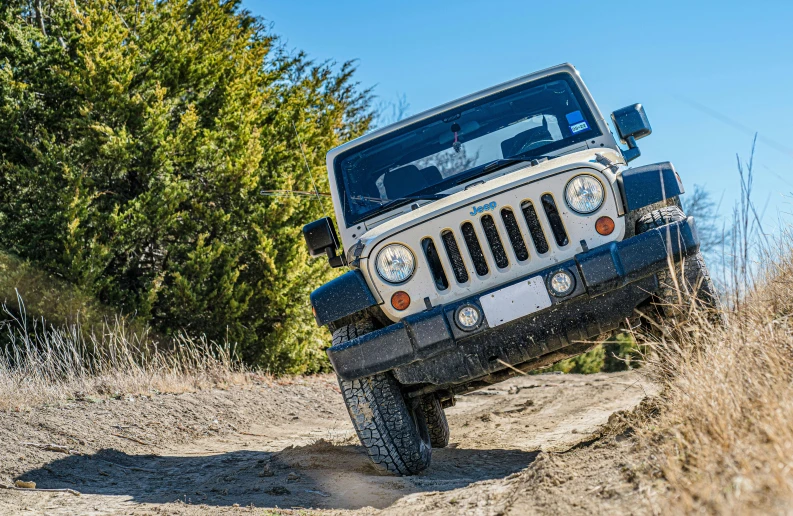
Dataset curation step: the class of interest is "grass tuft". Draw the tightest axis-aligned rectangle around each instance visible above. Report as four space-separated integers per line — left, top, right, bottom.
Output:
0 293 249 410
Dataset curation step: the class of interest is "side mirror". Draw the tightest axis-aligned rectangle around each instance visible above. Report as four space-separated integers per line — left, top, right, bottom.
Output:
611 104 652 163
303 217 346 268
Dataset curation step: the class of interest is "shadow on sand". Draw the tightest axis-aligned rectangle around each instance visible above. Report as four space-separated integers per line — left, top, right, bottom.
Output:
16 440 538 510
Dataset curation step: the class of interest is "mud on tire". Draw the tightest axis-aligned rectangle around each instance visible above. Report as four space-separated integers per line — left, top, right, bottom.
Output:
635 206 719 325
333 320 433 475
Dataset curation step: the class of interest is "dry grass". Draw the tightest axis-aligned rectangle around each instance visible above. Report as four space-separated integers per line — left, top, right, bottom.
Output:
635 211 793 510
0 293 250 410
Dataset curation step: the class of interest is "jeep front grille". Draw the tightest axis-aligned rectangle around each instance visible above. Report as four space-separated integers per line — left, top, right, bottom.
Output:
424 195 577 286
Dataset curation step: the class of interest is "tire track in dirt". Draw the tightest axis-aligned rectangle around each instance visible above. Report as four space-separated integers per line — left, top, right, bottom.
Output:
0 371 655 515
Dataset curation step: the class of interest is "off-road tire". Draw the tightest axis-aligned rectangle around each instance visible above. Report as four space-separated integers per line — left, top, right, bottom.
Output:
420 395 450 448
333 320 433 476
331 317 375 346
636 206 719 323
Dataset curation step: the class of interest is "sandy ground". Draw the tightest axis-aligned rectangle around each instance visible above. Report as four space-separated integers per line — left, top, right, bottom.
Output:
0 371 657 515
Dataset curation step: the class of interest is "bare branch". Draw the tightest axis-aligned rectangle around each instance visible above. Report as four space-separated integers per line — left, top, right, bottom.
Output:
34 0 47 36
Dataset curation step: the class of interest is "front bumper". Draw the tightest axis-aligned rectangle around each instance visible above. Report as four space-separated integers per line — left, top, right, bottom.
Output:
327 217 700 385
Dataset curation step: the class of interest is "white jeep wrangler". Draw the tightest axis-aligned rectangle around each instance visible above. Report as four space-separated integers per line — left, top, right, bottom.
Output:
303 63 715 475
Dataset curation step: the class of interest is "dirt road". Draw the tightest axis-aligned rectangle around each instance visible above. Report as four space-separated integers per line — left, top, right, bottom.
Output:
0 371 656 515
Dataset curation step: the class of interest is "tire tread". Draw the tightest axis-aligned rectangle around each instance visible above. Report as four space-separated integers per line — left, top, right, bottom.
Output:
635 207 719 319
334 319 432 475
420 395 450 448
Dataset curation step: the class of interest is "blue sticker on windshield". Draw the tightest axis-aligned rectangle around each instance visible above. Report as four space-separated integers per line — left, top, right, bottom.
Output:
565 110 584 125
569 121 590 134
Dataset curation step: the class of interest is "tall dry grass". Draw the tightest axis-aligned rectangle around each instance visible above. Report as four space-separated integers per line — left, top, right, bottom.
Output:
0 292 249 410
635 141 793 513
638 246 793 512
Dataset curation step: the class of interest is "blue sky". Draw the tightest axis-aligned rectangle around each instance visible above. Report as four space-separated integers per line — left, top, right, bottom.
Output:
246 0 793 230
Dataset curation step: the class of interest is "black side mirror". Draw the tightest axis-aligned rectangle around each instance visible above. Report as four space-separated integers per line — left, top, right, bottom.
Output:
611 104 652 162
303 217 346 268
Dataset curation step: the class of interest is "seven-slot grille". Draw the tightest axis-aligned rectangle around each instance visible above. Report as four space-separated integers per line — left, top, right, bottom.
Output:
421 194 569 291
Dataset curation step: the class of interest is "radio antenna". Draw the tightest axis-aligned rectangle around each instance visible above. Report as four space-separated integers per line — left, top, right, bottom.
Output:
260 189 331 198
290 119 350 270
292 120 323 205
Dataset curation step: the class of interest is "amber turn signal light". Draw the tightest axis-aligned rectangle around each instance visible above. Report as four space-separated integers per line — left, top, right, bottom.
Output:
391 291 411 311
595 216 615 236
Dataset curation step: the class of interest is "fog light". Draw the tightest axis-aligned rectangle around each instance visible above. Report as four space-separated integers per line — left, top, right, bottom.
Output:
549 270 575 296
455 304 481 330
595 216 615 235
391 291 411 311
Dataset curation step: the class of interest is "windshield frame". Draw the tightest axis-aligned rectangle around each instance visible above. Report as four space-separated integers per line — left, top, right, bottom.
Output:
332 71 604 228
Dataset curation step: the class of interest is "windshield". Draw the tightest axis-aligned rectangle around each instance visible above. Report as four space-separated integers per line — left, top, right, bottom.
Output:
334 73 601 226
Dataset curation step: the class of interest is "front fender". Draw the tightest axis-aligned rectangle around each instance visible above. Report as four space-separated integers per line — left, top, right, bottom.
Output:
310 270 377 327
618 161 684 212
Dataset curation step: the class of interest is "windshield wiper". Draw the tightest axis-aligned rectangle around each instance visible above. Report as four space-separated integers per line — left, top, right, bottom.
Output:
351 193 449 217
351 193 447 205
455 155 553 186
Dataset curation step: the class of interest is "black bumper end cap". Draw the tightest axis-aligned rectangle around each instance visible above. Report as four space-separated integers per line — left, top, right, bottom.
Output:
327 307 455 381
577 216 699 295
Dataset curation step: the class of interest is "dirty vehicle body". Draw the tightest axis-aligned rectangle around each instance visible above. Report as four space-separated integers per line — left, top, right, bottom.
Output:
303 64 714 475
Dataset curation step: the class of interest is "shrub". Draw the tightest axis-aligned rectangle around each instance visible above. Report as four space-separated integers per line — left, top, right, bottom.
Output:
0 251 109 330
0 0 373 373
548 333 642 374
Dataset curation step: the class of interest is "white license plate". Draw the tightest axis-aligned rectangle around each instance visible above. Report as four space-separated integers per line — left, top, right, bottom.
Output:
479 276 552 328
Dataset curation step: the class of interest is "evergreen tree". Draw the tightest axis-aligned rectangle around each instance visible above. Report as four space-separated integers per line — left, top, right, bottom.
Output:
0 0 373 372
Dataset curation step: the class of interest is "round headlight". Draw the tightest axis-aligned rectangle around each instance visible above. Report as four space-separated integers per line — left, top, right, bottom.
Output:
564 174 605 214
376 244 415 283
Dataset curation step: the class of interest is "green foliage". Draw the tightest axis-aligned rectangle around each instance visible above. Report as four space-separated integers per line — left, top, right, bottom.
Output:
548 333 643 374
0 250 111 331
550 344 605 374
0 0 373 373
601 332 644 372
